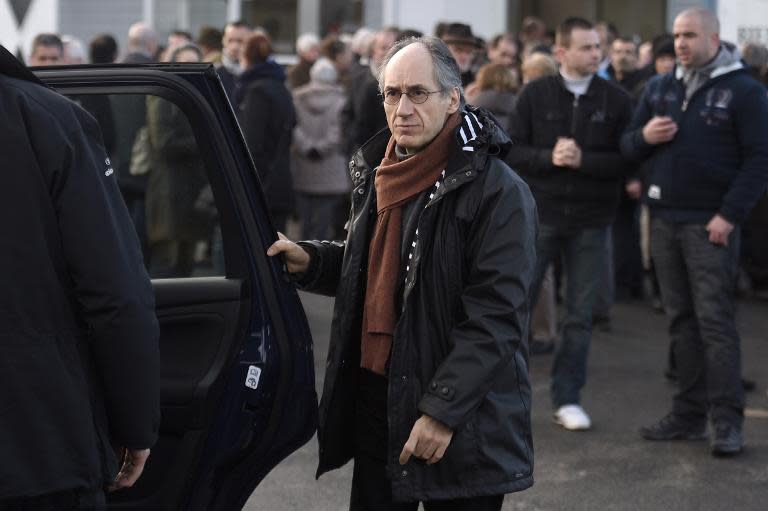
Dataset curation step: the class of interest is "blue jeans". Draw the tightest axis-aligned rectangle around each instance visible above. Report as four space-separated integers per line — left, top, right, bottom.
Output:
530 224 608 408
650 217 744 425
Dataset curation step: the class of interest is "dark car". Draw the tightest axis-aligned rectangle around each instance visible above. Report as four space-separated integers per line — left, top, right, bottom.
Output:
33 63 317 510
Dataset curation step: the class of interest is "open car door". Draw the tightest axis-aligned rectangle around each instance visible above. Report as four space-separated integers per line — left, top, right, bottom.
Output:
34 64 318 511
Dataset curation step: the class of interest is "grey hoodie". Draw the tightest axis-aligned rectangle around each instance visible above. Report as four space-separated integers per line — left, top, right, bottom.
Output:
677 42 743 100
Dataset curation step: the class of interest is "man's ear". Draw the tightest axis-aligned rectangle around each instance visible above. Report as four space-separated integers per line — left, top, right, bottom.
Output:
447 87 461 114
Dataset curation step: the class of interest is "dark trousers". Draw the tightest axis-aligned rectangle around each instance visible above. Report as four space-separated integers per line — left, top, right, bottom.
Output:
650 217 744 425
296 193 347 240
529 224 608 408
613 199 644 300
351 370 503 511
0 488 105 511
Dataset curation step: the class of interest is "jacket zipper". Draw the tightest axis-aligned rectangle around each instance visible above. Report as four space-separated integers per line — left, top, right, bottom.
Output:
570 94 580 136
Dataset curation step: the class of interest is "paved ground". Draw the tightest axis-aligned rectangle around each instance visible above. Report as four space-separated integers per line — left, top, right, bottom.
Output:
247 292 768 510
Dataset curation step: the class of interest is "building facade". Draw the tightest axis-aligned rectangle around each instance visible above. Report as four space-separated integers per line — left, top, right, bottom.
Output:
0 0 761 63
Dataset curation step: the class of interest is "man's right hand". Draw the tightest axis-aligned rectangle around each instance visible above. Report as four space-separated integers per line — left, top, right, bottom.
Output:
108 448 150 492
267 232 311 273
642 116 678 145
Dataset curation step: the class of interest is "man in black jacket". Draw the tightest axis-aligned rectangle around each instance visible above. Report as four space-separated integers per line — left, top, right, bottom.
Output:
268 37 536 510
0 46 159 509
507 17 632 431
622 8 768 456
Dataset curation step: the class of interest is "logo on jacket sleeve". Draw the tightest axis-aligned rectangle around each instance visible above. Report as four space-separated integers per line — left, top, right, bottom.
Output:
648 185 662 200
104 158 114 177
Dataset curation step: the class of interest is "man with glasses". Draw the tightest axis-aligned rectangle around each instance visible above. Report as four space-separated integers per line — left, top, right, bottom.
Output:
268 36 536 510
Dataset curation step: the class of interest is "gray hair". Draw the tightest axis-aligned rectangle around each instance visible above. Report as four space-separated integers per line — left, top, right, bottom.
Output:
377 36 465 106
310 57 338 84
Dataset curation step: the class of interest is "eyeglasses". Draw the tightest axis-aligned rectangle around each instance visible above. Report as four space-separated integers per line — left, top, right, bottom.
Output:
382 88 444 105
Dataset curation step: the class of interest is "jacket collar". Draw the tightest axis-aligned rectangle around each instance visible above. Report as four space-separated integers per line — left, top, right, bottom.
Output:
354 106 510 179
0 44 44 86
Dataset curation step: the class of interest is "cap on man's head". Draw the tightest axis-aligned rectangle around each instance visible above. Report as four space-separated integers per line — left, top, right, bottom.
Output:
441 23 481 48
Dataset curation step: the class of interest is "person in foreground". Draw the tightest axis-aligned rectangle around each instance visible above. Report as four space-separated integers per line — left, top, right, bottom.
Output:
0 45 160 509
268 36 537 510
622 8 768 456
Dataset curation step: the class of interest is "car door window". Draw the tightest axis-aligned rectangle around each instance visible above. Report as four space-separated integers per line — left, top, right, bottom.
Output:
73 93 224 278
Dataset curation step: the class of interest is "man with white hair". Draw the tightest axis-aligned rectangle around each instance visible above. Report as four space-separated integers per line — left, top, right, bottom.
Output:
288 32 320 89
124 21 158 63
268 36 536 510
623 8 768 456
62 35 86 64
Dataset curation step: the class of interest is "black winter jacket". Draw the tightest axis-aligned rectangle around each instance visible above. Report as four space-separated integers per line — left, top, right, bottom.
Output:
507 74 633 228
236 61 297 216
621 65 768 225
301 108 537 501
0 47 160 498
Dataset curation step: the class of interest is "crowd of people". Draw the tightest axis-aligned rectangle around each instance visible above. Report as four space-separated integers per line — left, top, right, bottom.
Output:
4 4 768 509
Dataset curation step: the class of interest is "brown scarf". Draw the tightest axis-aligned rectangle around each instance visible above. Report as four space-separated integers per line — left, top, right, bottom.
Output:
361 112 461 375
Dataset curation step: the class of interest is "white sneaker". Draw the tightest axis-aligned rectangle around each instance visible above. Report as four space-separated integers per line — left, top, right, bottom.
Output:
554 404 592 431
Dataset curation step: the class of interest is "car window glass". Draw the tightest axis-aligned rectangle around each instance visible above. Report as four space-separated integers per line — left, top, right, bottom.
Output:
71 93 224 278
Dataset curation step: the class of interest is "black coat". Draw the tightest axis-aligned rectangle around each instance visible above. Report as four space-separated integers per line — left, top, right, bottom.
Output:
236 61 296 216
507 74 633 228
343 65 388 153
0 46 160 498
301 108 537 501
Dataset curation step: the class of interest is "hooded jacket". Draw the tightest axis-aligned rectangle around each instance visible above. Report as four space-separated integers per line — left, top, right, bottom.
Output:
236 60 297 215
621 44 768 224
0 45 159 498
291 81 351 195
299 107 537 501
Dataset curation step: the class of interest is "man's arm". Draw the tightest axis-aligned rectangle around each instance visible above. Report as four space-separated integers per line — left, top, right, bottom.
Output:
51 107 160 453
416 170 537 431
620 78 663 162
718 84 768 225
506 84 555 174
267 235 346 297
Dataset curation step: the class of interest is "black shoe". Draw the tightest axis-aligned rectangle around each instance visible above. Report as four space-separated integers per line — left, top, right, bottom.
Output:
593 315 612 333
640 413 707 441
711 422 744 456
742 378 756 392
529 338 555 355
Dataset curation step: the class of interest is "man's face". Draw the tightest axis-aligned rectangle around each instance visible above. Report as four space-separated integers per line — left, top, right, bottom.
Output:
382 45 460 153
29 44 63 66
558 28 601 77
673 14 719 68
223 26 251 62
447 43 474 73
655 54 676 75
611 40 638 73
371 31 397 67
488 39 518 67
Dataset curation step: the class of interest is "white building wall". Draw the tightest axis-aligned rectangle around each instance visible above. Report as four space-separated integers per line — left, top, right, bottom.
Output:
58 0 142 60
379 0 507 41
1 0 59 60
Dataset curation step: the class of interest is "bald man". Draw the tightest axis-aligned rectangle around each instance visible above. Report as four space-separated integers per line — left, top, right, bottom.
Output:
622 8 768 456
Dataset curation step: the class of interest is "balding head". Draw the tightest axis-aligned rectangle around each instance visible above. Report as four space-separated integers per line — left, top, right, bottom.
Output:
128 22 158 56
677 8 720 36
673 8 720 68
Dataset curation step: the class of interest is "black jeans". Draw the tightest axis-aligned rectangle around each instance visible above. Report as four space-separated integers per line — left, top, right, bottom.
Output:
650 217 745 426
0 488 105 511
351 370 504 511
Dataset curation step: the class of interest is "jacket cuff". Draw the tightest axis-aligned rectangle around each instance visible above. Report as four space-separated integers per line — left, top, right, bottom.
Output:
289 242 320 288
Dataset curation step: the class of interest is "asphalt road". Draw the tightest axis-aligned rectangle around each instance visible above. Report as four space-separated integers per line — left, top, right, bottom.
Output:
246 292 768 510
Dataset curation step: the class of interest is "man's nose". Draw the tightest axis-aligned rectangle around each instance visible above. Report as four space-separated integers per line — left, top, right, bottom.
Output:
396 94 415 115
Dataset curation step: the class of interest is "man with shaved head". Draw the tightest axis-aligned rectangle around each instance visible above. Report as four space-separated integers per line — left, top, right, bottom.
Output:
268 36 536 509
622 8 768 456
